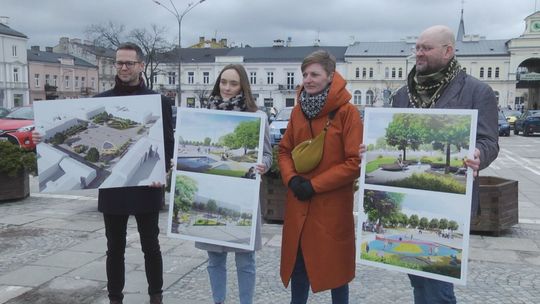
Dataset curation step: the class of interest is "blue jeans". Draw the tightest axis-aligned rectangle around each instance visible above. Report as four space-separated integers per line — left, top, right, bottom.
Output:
409 274 456 304
104 213 163 301
290 248 349 304
207 251 256 304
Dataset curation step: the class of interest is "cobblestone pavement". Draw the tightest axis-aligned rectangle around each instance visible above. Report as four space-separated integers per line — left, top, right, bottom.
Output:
2 194 540 304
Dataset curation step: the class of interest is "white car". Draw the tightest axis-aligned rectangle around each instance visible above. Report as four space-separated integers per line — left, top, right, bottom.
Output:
269 107 293 146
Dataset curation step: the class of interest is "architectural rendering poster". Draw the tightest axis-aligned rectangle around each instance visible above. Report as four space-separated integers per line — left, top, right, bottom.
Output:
356 107 478 285
167 108 265 250
33 95 166 191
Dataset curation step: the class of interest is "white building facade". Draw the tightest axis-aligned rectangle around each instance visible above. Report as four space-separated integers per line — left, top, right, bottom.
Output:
0 18 29 108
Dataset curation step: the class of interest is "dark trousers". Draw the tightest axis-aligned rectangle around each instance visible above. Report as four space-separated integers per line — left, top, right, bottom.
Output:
104 212 163 301
290 247 349 304
409 274 456 304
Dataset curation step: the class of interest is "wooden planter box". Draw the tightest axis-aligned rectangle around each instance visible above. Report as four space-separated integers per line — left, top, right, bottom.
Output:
261 176 287 221
471 176 518 236
0 170 30 201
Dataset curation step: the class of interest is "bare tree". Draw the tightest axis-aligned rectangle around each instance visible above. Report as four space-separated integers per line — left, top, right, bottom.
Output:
194 85 210 108
85 21 125 47
129 24 171 90
85 21 171 90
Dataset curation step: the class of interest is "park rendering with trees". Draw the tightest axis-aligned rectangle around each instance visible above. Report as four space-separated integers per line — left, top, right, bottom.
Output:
359 188 465 279
364 111 476 194
357 108 477 284
167 109 264 250
174 109 263 179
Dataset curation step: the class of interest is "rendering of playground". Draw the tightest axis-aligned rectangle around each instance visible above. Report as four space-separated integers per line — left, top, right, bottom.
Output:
363 111 474 194
169 173 258 247
175 110 262 179
359 188 467 279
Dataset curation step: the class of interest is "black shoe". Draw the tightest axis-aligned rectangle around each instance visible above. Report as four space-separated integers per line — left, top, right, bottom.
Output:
150 294 163 304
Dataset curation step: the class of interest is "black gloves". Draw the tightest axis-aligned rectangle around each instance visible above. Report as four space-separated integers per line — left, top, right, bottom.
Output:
288 176 315 201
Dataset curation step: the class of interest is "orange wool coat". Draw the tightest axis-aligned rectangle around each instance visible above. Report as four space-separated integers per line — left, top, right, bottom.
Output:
278 72 363 292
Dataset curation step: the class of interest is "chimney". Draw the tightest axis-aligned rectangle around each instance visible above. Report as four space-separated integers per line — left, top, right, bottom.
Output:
31 46 40 51
72 38 81 44
211 38 216 43
45 47 53 52
199 36 205 43
273 39 285 47
220 38 227 47
0 16 9 25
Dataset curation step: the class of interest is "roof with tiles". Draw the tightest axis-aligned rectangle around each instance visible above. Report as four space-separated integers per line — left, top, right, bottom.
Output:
27 49 97 68
0 23 27 39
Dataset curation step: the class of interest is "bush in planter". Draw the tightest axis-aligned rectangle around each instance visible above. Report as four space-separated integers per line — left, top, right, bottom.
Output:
0 141 37 177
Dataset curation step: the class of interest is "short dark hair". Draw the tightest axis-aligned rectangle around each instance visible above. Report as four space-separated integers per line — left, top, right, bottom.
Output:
116 42 144 62
301 50 336 75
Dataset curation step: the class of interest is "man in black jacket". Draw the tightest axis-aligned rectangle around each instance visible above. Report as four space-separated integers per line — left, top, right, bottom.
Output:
95 42 174 304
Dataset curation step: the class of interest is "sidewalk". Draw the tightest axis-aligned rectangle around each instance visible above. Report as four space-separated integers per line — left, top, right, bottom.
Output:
1 180 540 303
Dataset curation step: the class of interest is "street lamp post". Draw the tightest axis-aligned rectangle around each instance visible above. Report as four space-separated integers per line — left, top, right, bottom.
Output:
153 0 206 107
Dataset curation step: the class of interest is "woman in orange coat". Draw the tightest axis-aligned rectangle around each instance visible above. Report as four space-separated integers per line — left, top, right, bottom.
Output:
278 50 363 304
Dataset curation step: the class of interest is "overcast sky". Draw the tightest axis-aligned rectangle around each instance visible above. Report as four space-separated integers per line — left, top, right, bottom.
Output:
2 0 539 49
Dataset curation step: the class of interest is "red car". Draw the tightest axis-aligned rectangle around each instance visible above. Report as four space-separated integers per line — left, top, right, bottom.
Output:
0 106 35 151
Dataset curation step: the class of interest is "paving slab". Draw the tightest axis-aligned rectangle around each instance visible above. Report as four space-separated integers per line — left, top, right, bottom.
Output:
0 265 68 287
0 286 32 304
32 250 103 269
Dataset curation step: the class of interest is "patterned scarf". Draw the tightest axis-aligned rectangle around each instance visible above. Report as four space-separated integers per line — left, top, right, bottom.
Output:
300 86 330 119
407 57 461 108
207 93 247 112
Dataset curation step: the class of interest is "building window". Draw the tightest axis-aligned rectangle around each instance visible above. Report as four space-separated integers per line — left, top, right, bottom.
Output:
75 76 79 88
187 97 195 108
65 76 70 88
14 94 23 107
480 67 484 78
250 72 257 85
353 90 362 105
366 90 374 105
362 68 367 79
45 74 50 85
385 67 389 79
495 67 500 78
494 91 500 103
287 72 295 90
286 98 295 107
13 68 19 82
91 77 95 89
203 72 210 84
487 67 492 78
53 75 58 86
34 74 40 88
463 67 467 74
267 72 274 84
264 98 274 108
188 72 194 84
12 45 17 57
391 67 396 78
398 68 403 78
81 77 85 88
369 68 374 78
153 73 158 84
355 67 360 79
168 72 176 85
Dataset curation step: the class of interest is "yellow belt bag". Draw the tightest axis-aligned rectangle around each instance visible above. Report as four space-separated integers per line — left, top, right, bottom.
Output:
291 110 336 174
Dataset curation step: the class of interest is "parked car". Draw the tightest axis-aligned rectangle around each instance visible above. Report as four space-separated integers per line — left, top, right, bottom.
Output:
514 110 540 135
515 113 540 136
0 107 10 118
269 107 293 146
501 109 522 129
498 111 510 136
0 106 36 151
